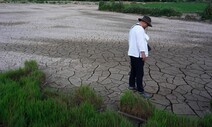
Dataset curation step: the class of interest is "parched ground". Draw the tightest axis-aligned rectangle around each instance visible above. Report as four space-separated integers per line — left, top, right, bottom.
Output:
0 3 212 117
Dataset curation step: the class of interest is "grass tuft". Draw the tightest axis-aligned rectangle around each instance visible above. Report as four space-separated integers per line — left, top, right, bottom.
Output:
143 109 199 127
120 90 154 120
72 85 103 109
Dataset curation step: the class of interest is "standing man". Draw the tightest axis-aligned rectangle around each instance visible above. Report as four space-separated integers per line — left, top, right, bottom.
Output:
128 16 152 98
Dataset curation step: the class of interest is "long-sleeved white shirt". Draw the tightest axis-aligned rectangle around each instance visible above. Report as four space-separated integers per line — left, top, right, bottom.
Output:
128 23 149 58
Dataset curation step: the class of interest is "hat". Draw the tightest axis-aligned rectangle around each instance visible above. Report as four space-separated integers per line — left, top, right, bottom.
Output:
138 16 152 27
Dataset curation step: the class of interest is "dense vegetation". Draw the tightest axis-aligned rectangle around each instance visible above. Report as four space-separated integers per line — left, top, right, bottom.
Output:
99 1 211 20
0 61 133 127
201 3 212 20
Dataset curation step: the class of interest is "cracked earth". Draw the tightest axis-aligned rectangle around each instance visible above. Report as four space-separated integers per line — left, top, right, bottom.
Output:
0 3 212 117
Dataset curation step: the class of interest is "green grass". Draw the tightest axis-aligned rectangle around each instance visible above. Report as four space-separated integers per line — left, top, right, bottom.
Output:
70 102 133 127
0 60 69 127
142 109 199 127
134 2 208 13
120 90 154 120
199 113 212 127
120 90 212 127
0 60 134 127
72 85 103 109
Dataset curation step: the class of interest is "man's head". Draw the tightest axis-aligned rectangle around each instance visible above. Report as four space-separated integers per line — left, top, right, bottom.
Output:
138 16 152 29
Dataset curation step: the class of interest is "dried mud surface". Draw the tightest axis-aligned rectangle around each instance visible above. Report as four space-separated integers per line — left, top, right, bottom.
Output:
0 3 212 117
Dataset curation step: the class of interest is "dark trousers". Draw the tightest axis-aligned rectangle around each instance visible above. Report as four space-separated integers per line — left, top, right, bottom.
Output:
129 56 144 92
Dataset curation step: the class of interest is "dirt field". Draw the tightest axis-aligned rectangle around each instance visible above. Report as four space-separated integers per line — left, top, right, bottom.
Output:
0 3 212 117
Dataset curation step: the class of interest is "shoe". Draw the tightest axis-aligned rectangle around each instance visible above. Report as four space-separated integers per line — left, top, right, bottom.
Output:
139 91 151 99
128 86 136 91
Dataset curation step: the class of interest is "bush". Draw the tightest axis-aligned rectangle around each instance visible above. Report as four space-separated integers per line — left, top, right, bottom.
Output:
159 8 182 17
99 1 124 12
99 1 182 17
202 3 212 21
123 5 155 14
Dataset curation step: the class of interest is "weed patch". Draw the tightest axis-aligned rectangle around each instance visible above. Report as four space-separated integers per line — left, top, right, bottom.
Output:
0 60 133 127
72 85 103 109
120 90 154 120
143 109 199 127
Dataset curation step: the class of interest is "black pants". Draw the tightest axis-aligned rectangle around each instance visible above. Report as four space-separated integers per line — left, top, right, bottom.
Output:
129 56 144 92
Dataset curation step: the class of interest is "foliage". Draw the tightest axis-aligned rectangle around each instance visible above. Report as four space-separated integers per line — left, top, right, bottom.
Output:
201 3 212 20
136 2 207 13
99 1 124 12
123 5 181 17
120 90 154 119
99 1 183 17
0 60 133 127
99 2 210 17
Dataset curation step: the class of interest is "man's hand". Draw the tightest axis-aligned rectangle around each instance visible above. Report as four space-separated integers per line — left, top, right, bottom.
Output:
141 52 147 61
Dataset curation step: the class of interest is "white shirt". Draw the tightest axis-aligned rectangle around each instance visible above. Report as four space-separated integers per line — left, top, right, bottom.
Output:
128 23 149 58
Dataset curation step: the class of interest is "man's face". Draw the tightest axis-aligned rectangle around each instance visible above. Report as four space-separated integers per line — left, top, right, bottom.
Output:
141 21 148 29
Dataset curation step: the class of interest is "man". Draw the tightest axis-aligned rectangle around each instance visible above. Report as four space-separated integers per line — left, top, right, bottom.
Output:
128 16 152 98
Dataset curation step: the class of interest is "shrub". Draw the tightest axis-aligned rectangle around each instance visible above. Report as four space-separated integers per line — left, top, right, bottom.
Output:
202 3 212 21
123 5 154 14
123 5 182 17
111 1 124 12
99 1 182 17
99 1 110 11
120 90 154 120
99 1 124 12
159 8 182 17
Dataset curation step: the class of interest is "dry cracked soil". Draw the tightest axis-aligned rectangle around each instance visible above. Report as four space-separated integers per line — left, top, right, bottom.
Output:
0 3 212 117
